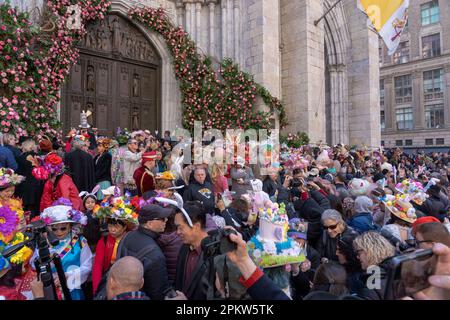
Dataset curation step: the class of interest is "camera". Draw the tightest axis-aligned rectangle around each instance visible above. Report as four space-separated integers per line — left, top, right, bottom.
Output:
201 228 238 257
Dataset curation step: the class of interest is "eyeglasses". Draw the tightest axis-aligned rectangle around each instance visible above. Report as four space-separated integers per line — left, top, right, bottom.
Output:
154 217 168 222
130 142 138 145
323 224 339 230
415 239 434 247
51 226 68 232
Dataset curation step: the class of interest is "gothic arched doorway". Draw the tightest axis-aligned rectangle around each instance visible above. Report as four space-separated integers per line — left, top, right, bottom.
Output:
61 14 162 136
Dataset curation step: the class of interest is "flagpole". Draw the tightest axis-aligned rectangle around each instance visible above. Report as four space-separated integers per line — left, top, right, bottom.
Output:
314 0 345 26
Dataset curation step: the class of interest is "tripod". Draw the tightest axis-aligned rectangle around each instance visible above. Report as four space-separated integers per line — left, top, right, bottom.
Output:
2 221 72 300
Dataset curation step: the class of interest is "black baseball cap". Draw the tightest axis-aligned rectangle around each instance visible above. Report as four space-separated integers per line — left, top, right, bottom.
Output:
138 204 174 223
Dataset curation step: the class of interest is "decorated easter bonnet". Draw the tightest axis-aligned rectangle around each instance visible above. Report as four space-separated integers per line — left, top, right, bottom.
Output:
247 203 305 268
40 199 87 226
30 153 65 180
93 196 138 225
395 179 428 205
79 110 91 129
383 195 417 224
348 178 370 197
0 168 25 190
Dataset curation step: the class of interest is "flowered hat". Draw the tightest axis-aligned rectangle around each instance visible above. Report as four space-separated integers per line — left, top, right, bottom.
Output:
0 205 19 242
383 195 417 224
287 218 308 240
0 168 25 190
155 171 177 180
40 202 87 226
97 137 112 149
247 203 305 268
395 179 428 205
93 196 138 225
348 178 371 197
31 153 65 180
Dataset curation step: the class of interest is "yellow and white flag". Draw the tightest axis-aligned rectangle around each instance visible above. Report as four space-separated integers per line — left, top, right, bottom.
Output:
358 0 409 55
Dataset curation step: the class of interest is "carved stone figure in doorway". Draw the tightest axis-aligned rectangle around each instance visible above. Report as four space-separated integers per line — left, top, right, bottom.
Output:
86 65 95 91
132 106 140 130
133 74 140 97
111 16 121 52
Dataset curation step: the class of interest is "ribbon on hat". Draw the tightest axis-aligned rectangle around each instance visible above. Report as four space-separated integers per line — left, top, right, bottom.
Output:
79 185 101 201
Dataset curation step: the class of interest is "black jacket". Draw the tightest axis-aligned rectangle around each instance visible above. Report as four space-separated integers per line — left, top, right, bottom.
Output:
293 197 324 248
418 195 447 221
65 149 95 193
356 261 389 300
94 152 112 183
174 244 212 300
118 226 170 300
183 180 216 214
15 151 45 215
316 226 359 262
310 190 331 210
246 274 290 300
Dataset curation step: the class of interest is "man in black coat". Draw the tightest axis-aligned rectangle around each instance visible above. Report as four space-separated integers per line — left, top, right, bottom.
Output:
64 139 95 193
117 204 172 300
293 186 325 249
174 202 212 300
183 167 215 214
418 185 448 222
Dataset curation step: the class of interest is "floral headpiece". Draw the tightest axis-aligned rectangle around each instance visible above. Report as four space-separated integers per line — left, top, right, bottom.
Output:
0 168 25 189
30 153 65 180
0 205 19 242
93 196 138 225
40 200 87 226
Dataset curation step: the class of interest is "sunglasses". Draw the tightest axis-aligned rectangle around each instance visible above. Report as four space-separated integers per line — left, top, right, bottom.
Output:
154 217 168 222
323 224 339 230
51 226 68 232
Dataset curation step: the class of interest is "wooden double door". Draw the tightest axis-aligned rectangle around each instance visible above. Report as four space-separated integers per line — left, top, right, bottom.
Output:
61 14 161 136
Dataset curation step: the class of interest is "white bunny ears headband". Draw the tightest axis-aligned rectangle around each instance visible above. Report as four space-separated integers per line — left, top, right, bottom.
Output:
79 185 101 201
154 193 194 228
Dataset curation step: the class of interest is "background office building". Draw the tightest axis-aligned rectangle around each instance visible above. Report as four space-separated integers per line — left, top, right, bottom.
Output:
380 0 450 150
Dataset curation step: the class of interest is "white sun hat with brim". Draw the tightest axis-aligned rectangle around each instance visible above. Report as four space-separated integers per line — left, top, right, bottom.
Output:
40 205 88 226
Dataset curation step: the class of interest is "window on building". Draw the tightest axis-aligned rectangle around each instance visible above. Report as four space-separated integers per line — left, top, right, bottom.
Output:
396 107 413 130
379 47 382 64
424 69 444 100
381 141 385 147
395 75 412 103
421 1 440 26
380 110 385 131
405 139 413 146
380 79 385 107
425 104 445 128
436 138 445 145
396 140 403 146
393 41 410 64
425 139 434 146
422 34 441 58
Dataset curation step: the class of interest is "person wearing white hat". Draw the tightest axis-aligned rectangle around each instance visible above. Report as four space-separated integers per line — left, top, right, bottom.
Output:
31 201 92 300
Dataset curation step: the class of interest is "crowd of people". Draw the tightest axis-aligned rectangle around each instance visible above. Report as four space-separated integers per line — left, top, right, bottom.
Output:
1 125 450 301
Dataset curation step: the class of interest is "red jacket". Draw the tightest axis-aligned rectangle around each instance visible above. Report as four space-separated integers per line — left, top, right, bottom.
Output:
40 174 82 212
133 166 155 196
92 234 117 295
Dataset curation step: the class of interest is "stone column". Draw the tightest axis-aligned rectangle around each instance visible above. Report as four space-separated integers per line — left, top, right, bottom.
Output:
345 0 381 147
185 2 192 35
328 65 349 145
176 3 184 27
233 0 240 64
209 1 216 57
413 70 424 129
227 0 233 58
195 2 202 47
191 2 196 41
281 0 325 142
221 0 228 58
384 77 394 130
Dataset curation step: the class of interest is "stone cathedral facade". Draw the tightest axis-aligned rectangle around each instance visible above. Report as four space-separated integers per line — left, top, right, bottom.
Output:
4 0 381 146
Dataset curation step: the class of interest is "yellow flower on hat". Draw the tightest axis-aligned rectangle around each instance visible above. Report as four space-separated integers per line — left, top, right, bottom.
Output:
124 208 132 215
